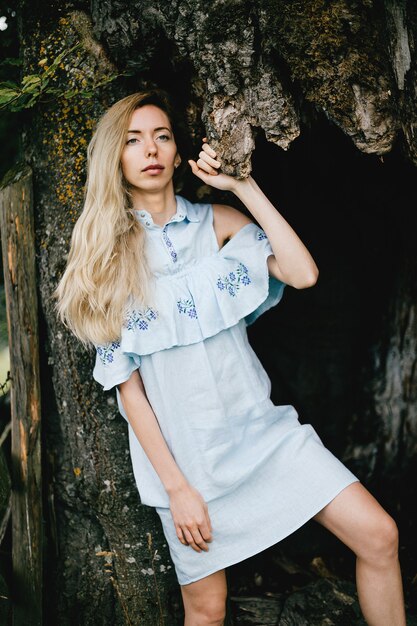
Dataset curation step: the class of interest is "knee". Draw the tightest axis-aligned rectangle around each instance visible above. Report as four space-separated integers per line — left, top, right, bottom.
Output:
186 596 226 625
374 514 399 558
359 513 399 563
199 599 226 625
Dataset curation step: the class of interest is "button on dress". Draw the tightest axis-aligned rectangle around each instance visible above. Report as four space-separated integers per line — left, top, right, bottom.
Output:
93 194 359 585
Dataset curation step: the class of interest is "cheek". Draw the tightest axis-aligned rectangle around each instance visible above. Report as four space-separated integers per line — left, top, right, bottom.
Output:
120 151 133 177
168 146 179 164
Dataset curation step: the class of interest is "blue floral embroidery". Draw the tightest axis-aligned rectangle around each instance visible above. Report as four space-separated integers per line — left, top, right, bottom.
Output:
124 307 158 331
177 297 198 319
257 230 267 240
162 225 178 262
97 340 121 365
216 263 251 297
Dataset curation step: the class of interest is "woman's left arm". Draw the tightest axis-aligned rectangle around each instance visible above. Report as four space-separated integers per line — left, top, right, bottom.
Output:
189 141 319 289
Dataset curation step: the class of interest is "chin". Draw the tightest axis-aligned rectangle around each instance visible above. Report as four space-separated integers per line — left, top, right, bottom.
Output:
134 178 172 192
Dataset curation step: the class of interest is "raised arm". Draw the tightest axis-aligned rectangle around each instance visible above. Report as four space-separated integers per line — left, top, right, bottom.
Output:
118 370 213 553
231 177 319 289
189 139 319 289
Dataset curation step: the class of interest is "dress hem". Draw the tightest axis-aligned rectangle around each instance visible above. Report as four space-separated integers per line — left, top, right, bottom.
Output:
177 477 360 586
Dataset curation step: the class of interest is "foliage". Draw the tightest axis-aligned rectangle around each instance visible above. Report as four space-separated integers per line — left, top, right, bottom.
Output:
0 44 128 111
0 1 20 178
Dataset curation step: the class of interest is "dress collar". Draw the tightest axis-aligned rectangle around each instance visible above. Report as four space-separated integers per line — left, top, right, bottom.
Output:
133 195 200 228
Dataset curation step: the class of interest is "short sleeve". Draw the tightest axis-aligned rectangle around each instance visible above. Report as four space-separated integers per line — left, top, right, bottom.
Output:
242 228 286 326
92 339 141 391
92 223 286 361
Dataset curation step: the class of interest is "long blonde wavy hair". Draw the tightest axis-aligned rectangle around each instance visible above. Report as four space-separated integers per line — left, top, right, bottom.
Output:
54 89 188 348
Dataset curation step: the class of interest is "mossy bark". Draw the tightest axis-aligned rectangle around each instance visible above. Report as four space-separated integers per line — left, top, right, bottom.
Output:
21 3 179 625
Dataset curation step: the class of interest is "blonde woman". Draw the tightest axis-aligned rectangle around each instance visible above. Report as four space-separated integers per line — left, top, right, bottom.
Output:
55 89 406 626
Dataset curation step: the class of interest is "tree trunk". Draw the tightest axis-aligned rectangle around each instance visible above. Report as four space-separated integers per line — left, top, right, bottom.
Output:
20 5 179 625
19 0 417 623
0 166 42 626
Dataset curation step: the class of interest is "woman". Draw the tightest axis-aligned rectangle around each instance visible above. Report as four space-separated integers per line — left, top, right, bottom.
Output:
55 89 406 626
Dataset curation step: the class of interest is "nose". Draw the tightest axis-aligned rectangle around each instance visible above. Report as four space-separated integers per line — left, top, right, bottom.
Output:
145 139 157 157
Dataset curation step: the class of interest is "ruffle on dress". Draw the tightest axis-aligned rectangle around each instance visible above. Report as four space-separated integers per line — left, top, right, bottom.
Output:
93 222 286 391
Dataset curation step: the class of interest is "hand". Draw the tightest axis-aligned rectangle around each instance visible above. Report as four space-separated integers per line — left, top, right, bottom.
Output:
169 483 213 552
188 138 237 192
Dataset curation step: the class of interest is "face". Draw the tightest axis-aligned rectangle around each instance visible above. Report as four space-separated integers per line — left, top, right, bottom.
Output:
120 104 181 193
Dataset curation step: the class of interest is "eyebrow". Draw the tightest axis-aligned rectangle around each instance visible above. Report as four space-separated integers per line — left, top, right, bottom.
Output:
126 126 172 133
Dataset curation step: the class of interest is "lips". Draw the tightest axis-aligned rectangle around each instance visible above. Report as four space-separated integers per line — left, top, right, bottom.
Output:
142 164 164 171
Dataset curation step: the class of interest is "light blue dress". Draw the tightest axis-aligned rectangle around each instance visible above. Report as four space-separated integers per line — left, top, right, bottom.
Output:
93 194 359 585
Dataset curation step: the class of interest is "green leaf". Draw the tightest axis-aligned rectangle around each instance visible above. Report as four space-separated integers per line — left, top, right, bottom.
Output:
61 89 78 99
21 75 43 88
0 88 20 105
24 93 40 108
0 80 19 89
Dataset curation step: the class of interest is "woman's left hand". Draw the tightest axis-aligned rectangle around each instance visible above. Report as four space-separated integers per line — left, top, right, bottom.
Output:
188 138 238 192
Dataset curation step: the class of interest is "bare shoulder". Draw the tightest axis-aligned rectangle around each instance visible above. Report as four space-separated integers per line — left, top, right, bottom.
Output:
212 203 253 248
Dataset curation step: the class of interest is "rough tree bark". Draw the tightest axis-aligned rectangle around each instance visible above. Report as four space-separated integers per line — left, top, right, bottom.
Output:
0 167 42 625
19 0 417 624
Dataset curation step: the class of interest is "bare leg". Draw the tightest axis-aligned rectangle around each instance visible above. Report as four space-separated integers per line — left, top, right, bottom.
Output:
180 568 227 626
313 481 406 626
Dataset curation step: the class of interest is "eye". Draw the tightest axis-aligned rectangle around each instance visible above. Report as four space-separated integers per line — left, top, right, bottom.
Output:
157 134 170 141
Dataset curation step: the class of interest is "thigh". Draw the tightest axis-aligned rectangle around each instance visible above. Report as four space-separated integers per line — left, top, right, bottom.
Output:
313 481 397 556
180 568 227 611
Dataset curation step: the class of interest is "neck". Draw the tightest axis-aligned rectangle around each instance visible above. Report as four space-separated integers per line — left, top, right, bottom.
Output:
131 185 177 217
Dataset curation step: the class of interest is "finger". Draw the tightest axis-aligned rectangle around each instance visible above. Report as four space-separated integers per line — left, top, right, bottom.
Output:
181 528 190 545
199 149 220 169
188 159 210 181
199 518 213 543
189 527 209 552
188 159 203 174
196 157 219 176
188 160 219 187
202 142 217 159
204 507 213 536
201 503 212 535
175 524 189 545
182 527 202 552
